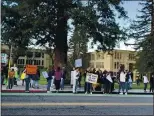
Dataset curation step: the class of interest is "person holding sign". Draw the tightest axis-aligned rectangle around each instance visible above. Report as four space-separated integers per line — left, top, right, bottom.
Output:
72 68 80 94
46 66 55 93
54 67 62 93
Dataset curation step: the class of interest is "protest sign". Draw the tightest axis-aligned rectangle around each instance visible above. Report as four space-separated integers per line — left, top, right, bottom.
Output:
86 73 98 84
75 59 82 67
26 65 37 74
70 71 75 85
42 71 49 78
106 75 113 83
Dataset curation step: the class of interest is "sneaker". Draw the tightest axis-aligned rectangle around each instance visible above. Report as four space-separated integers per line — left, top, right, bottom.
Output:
85 92 87 94
119 92 123 95
47 91 51 93
90 92 92 94
125 92 127 95
25 91 30 93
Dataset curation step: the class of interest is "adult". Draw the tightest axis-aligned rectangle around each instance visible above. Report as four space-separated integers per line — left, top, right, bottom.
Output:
8 69 15 89
125 70 130 95
119 70 126 95
143 74 149 92
61 67 66 90
47 66 55 93
73 68 80 94
54 67 62 92
32 69 40 89
150 73 154 93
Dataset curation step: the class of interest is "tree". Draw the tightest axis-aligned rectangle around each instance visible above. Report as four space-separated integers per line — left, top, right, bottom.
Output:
1 1 32 64
128 0 154 73
68 25 89 69
2 0 128 68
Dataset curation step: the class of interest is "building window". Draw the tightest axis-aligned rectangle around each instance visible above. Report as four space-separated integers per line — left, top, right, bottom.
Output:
114 52 117 59
27 52 33 58
42 53 44 58
129 53 135 60
42 60 44 65
34 60 41 65
96 53 101 60
17 59 25 65
114 62 120 69
26 59 33 65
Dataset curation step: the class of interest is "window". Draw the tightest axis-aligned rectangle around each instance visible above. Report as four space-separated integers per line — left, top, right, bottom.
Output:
129 53 135 60
17 59 25 65
96 53 102 60
42 60 44 65
35 52 41 58
114 62 117 69
114 62 119 69
114 52 117 59
120 53 122 59
42 53 44 58
26 59 33 65
27 52 33 58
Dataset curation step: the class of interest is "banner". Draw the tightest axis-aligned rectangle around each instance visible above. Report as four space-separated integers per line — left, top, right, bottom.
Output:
75 59 82 67
26 65 37 75
86 73 98 84
42 71 49 78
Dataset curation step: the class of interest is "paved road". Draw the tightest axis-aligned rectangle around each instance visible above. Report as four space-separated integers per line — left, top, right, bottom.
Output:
1 93 153 115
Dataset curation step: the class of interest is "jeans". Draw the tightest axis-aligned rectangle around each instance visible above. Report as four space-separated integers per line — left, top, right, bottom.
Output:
85 82 92 93
25 75 30 91
60 78 64 90
55 80 61 90
14 78 17 85
144 83 148 91
8 78 14 89
119 82 125 93
51 76 55 88
73 79 78 93
32 80 39 88
47 79 51 91
125 82 129 93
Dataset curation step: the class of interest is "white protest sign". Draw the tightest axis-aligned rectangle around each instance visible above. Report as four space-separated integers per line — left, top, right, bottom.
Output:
106 75 113 83
70 71 75 85
75 59 82 67
42 71 49 78
86 73 98 84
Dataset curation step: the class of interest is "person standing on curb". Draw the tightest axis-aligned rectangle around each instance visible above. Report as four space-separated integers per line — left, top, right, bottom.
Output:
125 70 130 95
8 68 15 89
150 73 154 93
73 67 80 94
143 74 149 93
47 66 55 93
61 67 66 90
119 70 126 95
54 67 62 93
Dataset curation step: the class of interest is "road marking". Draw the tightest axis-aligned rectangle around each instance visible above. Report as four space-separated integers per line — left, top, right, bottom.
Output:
1 93 153 97
2 102 153 106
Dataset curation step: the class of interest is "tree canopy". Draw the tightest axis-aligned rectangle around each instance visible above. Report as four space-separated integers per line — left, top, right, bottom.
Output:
2 0 128 67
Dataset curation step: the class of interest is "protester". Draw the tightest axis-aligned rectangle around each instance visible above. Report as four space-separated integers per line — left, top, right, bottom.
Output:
128 71 133 89
54 67 62 93
61 67 66 90
73 67 80 94
47 66 55 93
143 74 149 92
32 69 40 89
119 70 126 95
105 71 113 94
8 68 15 89
136 76 140 86
22 67 26 86
149 73 154 93
111 72 115 93
125 70 130 95
78 69 82 88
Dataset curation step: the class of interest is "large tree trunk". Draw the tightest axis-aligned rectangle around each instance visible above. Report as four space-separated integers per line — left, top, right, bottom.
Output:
54 3 68 69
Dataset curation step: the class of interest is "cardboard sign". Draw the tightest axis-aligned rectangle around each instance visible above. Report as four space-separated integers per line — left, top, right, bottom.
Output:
26 65 37 75
70 71 75 85
42 71 49 78
75 59 82 67
86 73 98 84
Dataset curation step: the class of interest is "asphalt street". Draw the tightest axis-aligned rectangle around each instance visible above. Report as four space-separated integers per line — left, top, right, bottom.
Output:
1 93 153 115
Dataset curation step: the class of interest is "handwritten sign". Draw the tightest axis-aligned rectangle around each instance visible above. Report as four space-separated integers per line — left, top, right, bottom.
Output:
86 73 98 84
42 71 49 78
75 59 82 67
26 65 37 75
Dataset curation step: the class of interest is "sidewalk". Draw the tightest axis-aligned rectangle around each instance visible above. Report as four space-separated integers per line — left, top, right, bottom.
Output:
1 80 153 95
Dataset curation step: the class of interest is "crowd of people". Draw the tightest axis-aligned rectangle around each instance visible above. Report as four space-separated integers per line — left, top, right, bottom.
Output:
1 65 154 94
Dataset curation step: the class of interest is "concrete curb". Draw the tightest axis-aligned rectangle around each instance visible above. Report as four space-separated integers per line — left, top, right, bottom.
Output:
1 90 153 95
